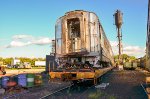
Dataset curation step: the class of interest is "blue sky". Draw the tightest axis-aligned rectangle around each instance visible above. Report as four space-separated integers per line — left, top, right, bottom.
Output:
0 0 148 58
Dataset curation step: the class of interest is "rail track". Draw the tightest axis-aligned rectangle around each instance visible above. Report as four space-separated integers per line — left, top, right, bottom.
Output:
40 84 74 99
40 82 96 99
40 69 148 99
40 69 113 99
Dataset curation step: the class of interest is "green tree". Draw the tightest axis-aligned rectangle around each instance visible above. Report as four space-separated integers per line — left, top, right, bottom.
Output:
114 54 137 62
0 57 3 61
3 57 13 65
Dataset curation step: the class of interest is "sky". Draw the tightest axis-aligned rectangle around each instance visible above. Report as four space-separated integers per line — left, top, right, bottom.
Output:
0 0 148 58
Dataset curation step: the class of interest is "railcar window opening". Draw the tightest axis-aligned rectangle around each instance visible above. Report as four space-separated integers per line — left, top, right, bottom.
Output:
67 18 80 39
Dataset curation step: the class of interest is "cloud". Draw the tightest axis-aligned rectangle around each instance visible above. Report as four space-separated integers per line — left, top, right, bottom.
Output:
6 35 53 48
123 46 145 57
32 37 52 45
110 41 145 58
12 35 33 39
6 41 31 48
124 46 144 52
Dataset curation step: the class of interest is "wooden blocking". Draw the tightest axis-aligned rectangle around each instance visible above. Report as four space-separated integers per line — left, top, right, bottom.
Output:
147 88 150 94
148 94 150 99
146 77 150 84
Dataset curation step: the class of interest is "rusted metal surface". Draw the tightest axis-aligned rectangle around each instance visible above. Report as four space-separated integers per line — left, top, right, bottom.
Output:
55 10 114 65
49 67 113 85
51 10 115 84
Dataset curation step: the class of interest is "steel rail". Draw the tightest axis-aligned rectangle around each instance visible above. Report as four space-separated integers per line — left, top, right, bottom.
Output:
39 84 73 99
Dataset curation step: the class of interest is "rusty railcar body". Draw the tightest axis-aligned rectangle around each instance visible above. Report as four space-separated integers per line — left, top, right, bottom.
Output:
147 0 150 70
50 10 114 84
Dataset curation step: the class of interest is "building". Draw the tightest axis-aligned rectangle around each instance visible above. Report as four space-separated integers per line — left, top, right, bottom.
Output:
35 61 46 66
11 59 20 66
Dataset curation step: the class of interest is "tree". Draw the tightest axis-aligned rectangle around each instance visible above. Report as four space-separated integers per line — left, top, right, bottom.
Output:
3 57 13 65
0 57 3 61
114 54 137 62
1 57 45 66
